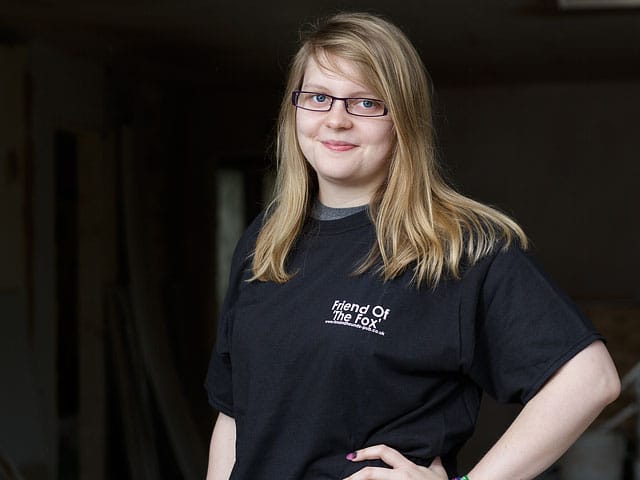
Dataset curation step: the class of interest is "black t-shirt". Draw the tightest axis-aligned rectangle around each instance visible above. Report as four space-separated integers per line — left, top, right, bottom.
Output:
205 210 601 479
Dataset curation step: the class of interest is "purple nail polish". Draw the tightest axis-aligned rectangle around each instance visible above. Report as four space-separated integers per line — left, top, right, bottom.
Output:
346 452 357 460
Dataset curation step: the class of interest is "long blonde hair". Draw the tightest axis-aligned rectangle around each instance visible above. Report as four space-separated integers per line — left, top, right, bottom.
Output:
252 12 527 286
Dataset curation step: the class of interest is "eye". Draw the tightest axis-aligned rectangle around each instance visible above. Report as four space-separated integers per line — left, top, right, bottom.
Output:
349 98 386 116
359 99 383 110
311 94 329 104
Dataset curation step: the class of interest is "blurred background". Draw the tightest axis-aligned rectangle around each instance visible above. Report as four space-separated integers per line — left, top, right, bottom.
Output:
0 0 639 479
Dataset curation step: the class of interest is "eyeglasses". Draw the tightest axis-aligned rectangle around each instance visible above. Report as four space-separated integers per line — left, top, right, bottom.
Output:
291 91 389 117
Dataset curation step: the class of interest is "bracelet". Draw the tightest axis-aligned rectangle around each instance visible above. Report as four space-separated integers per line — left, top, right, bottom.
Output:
452 476 470 480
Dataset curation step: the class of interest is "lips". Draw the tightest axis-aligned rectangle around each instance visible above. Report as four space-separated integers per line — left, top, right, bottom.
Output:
321 140 357 152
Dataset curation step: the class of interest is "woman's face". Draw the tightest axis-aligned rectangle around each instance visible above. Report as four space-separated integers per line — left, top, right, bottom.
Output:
295 54 395 207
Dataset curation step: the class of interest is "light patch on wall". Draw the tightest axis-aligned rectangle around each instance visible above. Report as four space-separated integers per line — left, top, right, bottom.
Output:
215 169 246 307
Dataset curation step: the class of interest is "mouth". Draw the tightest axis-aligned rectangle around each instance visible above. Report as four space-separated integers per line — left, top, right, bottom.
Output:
321 140 357 152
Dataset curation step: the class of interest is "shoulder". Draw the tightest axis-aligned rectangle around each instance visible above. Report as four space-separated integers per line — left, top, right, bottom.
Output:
245 210 270 245
229 211 267 268
468 243 582 321
483 243 546 286
458 240 549 299
241 211 266 246
459 230 528 276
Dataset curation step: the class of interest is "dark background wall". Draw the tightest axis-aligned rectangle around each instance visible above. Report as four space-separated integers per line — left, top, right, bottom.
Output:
0 1 639 479
437 82 640 299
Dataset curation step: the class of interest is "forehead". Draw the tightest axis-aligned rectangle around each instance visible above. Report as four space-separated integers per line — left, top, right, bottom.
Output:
302 53 372 92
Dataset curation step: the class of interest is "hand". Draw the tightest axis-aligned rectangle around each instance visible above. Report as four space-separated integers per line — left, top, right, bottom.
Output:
342 444 448 480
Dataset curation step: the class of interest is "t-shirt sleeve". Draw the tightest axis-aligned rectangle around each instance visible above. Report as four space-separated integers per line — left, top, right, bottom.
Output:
204 215 262 416
465 246 603 404
205 311 235 416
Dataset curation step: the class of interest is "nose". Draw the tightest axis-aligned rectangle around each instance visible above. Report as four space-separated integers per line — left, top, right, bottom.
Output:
325 99 353 129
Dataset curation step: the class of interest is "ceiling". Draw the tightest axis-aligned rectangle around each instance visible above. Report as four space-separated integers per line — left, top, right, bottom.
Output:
1 0 639 86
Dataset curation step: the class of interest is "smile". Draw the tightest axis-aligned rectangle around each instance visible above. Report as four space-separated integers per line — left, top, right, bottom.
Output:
322 140 357 152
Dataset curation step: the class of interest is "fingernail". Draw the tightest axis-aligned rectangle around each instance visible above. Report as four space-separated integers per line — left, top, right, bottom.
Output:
346 452 357 460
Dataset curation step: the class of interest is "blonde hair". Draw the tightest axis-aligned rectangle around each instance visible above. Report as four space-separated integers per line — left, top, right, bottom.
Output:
252 12 527 286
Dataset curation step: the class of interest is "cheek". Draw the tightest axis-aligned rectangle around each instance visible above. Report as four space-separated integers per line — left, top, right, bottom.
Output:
295 116 316 158
295 113 314 139
374 123 395 153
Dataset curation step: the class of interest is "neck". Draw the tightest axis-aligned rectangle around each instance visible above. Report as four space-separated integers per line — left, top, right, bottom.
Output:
317 185 374 208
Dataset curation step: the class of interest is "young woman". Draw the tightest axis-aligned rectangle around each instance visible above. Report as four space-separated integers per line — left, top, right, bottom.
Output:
205 12 620 480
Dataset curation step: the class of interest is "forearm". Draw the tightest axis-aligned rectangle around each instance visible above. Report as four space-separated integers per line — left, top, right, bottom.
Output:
468 341 620 480
206 412 236 480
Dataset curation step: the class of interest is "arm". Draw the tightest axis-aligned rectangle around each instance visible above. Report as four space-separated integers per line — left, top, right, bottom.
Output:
345 341 620 480
467 340 620 480
206 412 236 480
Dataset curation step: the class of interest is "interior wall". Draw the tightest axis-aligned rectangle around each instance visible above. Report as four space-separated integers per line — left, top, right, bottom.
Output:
0 46 26 290
436 81 640 300
0 44 48 476
29 42 105 479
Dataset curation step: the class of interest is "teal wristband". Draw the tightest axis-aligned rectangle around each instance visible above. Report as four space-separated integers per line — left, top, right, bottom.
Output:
452 476 470 480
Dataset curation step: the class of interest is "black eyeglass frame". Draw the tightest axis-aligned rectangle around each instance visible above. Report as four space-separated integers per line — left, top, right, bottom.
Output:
291 90 389 117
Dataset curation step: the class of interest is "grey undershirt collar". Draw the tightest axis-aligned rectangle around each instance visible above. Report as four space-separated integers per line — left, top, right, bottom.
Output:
311 199 368 221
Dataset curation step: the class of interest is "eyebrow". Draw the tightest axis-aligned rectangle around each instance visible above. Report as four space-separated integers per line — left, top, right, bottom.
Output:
300 84 380 99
